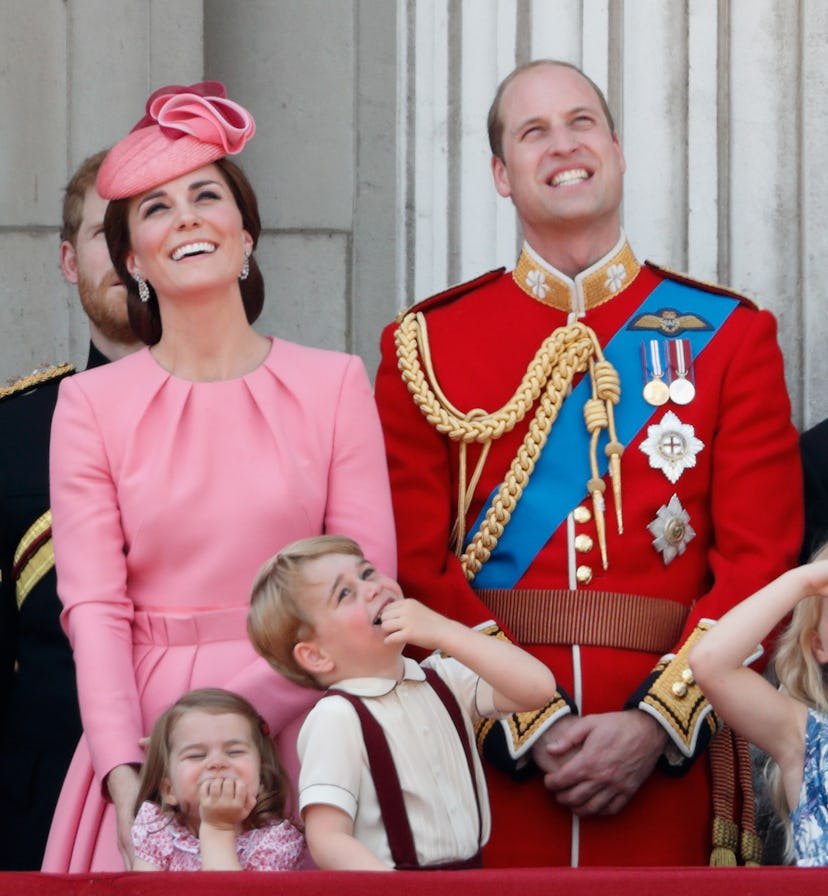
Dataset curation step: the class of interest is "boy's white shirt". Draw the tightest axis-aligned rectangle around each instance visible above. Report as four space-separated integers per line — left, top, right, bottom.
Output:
297 654 507 867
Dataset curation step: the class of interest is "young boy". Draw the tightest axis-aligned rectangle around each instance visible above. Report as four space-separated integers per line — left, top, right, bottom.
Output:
247 535 556 871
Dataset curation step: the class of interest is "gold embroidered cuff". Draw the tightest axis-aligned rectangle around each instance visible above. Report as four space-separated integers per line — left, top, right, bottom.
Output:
475 694 573 763
635 621 719 759
471 621 574 768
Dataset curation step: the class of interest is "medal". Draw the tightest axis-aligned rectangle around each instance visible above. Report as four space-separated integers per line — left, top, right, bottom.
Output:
667 339 696 405
643 377 669 406
639 410 705 484
641 340 669 406
647 494 696 565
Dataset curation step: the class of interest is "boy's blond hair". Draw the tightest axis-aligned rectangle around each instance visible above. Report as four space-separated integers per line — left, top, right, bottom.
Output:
248 535 365 689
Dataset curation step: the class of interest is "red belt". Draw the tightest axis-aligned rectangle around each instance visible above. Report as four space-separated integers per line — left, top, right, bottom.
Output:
477 588 689 654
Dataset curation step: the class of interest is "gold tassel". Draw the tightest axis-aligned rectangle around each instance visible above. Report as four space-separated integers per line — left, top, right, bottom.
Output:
605 441 624 533
592 358 623 533
710 817 738 866
587 477 608 569
740 830 763 867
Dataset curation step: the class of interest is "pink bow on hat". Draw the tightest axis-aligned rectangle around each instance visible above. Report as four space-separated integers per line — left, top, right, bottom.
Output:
133 81 255 154
97 81 257 200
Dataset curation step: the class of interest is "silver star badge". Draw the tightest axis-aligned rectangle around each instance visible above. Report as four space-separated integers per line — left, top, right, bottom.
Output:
639 410 704 484
648 494 696 565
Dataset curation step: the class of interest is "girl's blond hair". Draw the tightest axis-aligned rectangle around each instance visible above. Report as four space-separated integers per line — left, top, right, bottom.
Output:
765 543 828 860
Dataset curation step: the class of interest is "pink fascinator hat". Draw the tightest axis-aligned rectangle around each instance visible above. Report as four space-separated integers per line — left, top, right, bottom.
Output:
97 81 255 200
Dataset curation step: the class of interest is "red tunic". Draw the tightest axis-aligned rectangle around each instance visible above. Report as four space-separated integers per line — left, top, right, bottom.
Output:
374 243 802 867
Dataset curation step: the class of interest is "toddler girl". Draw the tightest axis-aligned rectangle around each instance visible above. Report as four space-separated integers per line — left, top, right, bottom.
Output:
690 552 828 866
131 688 304 871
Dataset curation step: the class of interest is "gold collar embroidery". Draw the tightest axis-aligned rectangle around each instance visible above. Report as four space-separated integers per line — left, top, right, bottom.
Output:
513 234 640 316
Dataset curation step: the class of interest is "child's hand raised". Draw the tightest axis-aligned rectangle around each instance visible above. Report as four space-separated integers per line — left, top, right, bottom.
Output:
379 598 452 651
799 558 828 598
197 777 255 832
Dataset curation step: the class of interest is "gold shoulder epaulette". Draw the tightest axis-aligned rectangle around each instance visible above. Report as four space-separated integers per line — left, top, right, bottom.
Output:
395 268 506 323
0 363 75 402
644 261 759 310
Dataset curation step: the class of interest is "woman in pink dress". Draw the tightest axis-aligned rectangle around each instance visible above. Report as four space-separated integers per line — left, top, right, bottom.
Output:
42 82 396 872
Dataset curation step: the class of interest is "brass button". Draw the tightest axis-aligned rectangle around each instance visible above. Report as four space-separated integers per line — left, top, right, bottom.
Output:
671 681 688 698
681 668 695 685
574 534 594 553
573 506 592 524
575 564 593 585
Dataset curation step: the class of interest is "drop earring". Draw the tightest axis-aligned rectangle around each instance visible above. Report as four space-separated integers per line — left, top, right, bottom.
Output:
135 272 150 303
239 249 251 282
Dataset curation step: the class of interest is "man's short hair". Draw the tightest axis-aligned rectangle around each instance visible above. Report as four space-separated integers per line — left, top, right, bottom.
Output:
487 59 616 162
60 150 109 245
247 535 365 690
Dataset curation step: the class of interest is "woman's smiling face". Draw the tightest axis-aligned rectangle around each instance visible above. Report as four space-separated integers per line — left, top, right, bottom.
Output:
125 163 252 301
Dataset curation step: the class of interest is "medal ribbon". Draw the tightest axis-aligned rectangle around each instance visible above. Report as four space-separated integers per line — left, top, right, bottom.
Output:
648 339 664 378
467 279 739 588
668 339 689 376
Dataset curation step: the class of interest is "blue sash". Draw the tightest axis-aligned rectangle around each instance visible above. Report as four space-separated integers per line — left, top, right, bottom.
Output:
467 279 739 588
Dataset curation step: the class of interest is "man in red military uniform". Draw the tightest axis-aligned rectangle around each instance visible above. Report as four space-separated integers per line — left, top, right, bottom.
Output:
374 60 802 867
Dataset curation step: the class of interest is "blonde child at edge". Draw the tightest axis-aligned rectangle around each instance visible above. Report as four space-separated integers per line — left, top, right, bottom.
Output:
131 688 304 871
247 535 557 871
690 549 828 866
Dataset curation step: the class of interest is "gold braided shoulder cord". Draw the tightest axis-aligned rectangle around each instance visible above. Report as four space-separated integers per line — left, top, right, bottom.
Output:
395 311 623 582
0 363 74 400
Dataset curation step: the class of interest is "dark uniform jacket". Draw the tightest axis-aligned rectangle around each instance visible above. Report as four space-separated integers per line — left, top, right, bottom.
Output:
0 343 107 869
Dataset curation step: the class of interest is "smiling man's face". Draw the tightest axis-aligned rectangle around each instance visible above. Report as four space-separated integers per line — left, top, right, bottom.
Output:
491 62 625 251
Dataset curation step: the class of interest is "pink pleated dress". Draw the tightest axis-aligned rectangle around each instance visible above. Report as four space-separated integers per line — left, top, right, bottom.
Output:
42 338 396 871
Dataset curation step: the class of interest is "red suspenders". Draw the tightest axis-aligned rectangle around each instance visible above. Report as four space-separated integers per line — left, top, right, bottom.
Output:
329 667 483 870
